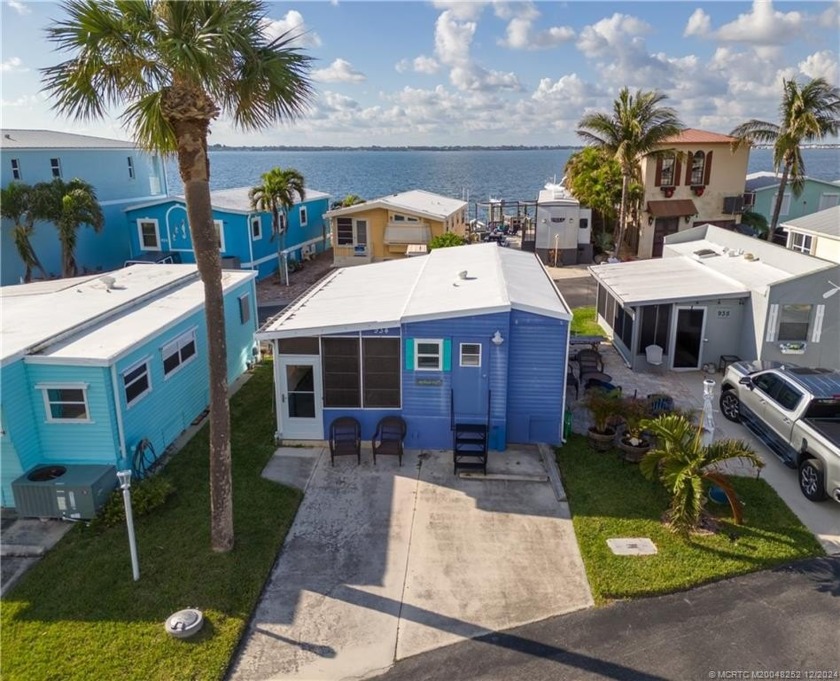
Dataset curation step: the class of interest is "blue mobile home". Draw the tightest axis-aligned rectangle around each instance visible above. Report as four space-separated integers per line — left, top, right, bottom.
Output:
0 265 258 512
257 243 572 450
745 172 840 225
124 186 331 281
0 129 169 285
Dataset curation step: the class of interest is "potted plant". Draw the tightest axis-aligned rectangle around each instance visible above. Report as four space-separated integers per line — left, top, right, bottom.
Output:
617 395 652 463
581 387 623 451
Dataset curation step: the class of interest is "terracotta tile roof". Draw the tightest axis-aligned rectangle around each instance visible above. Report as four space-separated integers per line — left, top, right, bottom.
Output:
661 128 737 145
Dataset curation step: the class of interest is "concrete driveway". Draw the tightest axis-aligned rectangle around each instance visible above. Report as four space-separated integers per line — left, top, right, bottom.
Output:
229 446 593 680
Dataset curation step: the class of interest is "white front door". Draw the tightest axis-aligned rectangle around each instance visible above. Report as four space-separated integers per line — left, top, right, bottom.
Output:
278 355 323 439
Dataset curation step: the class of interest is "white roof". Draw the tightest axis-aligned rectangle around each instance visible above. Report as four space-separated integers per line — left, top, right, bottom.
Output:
1 129 134 149
538 182 580 204
325 190 466 221
589 257 749 306
780 205 840 239
259 243 570 338
1 265 255 366
125 186 330 214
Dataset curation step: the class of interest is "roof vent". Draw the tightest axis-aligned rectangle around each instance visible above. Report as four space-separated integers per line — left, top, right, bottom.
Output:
693 248 718 258
100 275 116 289
458 270 468 280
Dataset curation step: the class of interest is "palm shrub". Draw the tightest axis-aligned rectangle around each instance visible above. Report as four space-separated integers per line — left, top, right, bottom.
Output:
429 232 467 249
581 387 623 435
639 414 764 536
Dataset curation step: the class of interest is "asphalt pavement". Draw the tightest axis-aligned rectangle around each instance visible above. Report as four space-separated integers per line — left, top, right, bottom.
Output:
373 556 840 681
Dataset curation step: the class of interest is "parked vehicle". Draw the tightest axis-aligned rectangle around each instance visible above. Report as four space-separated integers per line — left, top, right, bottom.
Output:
719 361 840 503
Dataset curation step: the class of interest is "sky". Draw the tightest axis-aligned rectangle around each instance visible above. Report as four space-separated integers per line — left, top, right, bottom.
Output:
1 0 838 147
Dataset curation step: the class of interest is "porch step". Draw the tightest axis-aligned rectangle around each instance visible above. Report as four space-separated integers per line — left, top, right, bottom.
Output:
453 423 488 475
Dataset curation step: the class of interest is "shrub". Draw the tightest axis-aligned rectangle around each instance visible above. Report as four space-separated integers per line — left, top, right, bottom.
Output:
91 474 176 529
429 232 467 249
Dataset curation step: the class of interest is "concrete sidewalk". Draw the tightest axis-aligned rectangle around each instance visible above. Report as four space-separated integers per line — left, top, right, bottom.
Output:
229 446 592 680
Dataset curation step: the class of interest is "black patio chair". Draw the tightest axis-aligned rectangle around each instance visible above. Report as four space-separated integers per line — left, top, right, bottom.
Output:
329 416 361 466
647 394 675 416
371 416 407 466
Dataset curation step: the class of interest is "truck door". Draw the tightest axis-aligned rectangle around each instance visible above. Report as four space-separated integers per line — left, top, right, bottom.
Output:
761 378 803 465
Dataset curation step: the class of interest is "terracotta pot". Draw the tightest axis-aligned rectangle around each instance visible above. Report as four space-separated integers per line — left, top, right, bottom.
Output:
618 437 651 463
587 427 616 452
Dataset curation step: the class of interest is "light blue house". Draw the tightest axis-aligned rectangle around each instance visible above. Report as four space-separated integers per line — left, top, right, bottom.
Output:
0 264 258 513
124 186 331 281
0 129 169 285
745 171 840 224
257 243 572 450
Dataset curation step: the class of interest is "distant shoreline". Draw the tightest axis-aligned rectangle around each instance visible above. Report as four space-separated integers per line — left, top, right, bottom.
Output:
209 144 839 152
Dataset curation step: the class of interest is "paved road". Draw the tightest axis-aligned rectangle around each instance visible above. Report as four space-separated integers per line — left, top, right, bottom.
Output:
374 556 840 681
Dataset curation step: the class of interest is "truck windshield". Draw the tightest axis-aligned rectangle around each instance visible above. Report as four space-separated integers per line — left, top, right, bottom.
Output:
804 399 840 419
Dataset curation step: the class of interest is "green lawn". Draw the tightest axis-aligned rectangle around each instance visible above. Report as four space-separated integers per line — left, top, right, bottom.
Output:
557 436 825 605
1 363 301 681
571 306 603 336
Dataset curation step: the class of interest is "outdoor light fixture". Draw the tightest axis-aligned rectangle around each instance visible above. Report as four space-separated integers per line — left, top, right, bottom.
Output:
684 215 692 224
491 330 504 346
647 215 654 226
117 469 140 582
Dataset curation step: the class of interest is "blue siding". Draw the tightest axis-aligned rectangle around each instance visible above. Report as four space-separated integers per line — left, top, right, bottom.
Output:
23 363 120 465
506 310 568 445
1 361 43 506
322 409 401 442
224 278 259 382
1 147 167 285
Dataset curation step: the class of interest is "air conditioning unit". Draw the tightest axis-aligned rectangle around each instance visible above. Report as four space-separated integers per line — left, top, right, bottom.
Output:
11 464 117 520
722 196 745 214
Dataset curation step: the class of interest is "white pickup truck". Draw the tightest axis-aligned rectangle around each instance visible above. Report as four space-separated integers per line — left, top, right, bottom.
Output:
719 361 840 504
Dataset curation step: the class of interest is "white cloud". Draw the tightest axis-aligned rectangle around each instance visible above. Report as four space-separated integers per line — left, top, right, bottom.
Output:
261 10 322 48
0 57 26 72
712 0 805 46
431 1 487 22
312 58 366 83
799 50 839 86
494 1 574 50
7 0 30 15
576 13 652 59
320 91 360 112
434 10 476 66
817 4 840 29
396 56 440 75
683 9 711 38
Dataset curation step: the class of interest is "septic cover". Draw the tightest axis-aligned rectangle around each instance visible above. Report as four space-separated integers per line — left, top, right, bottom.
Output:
606 537 658 556
165 608 204 638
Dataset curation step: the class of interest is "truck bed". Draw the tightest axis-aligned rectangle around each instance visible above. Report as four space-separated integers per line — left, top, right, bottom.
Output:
803 418 840 448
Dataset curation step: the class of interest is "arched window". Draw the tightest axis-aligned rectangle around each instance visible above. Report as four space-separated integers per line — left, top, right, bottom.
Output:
690 151 706 186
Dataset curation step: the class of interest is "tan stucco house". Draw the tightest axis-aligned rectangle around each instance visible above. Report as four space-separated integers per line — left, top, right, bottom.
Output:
638 129 750 259
325 190 468 267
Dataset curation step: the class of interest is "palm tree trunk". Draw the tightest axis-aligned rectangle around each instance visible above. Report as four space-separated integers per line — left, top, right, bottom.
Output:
615 173 629 255
768 163 791 240
175 120 234 553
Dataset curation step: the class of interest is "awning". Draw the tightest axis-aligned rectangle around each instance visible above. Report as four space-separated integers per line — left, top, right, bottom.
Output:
384 224 431 244
647 199 698 218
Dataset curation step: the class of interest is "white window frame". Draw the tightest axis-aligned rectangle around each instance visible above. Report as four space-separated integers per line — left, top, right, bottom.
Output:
50 157 62 178
137 219 161 251
11 158 21 180
123 358 152 408
299 206 308 227
37 382 92 424
773 192 792 216
818 193 839 211
238 292 251 324
127 156 135 180
337 217 368 250
459 343 482 367
415 339 443 371
777 304 812 342
214 219 226 252
788 231 814 254
162 328 198 379
250 215 262 241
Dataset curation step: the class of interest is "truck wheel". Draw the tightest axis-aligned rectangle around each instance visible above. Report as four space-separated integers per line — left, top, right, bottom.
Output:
719 389 741 422
798 459 828 502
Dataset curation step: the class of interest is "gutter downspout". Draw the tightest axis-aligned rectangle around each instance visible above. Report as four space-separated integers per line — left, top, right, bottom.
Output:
110 364 128 468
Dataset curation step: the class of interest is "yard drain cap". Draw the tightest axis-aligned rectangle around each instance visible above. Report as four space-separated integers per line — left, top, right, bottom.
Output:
165 608 204 639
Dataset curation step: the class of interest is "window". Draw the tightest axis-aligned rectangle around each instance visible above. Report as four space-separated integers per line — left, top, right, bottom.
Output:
137 219 161 250
322 337 360 407
238 293 251 324
250 216 262 240
163 330 197 377
778 304 811 342
753 373 781 396
127 156 135 179
50 158 62 178
300 206 308 227
775 381 803 411
336 217 367 249
614 305 634 350
363 338 400 407
818 193 839 211
460 343 481 367
789 232 814 254
392 213 419 222
214 220 226 252
123 360 151 407
772 192 792 216
11 158 21 180
39 384 90 422
690 151 706 185
278 337 320 354
659 154 676 186
415 340 442 371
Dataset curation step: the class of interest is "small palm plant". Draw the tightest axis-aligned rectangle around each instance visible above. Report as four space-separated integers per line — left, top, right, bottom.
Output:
639 414 764 536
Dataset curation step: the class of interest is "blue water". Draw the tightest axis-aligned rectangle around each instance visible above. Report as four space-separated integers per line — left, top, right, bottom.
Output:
165 147 840 203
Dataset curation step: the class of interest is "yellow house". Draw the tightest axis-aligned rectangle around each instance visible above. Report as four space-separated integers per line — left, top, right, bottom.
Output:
325 190 468 267
639 129 750 258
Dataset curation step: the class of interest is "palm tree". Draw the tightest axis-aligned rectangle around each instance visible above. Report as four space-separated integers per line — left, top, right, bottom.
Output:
639 414 764 537
0 182 49 282
730 77 840 240
249 167 305 283
34 178 104 278
41 0 313 552
577 88 683 255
